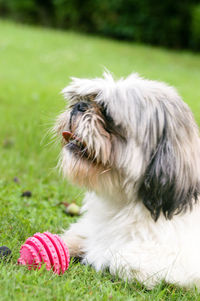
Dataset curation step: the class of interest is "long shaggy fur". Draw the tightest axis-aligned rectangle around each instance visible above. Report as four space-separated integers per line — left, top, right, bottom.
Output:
54 72 200 289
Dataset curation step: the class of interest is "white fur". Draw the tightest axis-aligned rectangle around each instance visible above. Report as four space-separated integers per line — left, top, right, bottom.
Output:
62 193 200 289
56 72 200 289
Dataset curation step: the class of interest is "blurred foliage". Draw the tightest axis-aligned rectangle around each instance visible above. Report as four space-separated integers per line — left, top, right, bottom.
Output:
0 0 200 50
190 3 200 50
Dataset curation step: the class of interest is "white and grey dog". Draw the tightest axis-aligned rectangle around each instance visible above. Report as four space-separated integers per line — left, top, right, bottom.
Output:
54 72 200 289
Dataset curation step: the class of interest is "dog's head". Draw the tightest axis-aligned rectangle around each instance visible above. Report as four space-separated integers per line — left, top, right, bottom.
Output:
55 72 200 220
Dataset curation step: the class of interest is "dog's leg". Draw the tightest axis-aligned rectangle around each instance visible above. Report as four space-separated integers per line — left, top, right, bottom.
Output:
109 243 178 289
60 222 87 258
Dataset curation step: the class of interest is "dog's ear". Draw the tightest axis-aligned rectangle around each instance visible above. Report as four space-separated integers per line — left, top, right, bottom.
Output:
139 102 200 221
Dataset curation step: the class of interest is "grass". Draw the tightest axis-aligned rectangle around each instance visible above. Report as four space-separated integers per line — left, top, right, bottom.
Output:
0 19 200 300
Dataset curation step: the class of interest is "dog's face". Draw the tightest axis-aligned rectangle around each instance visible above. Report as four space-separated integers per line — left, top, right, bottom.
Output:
55 72 200 220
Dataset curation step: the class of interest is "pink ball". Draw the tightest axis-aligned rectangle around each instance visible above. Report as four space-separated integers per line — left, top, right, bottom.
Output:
18 232 70 275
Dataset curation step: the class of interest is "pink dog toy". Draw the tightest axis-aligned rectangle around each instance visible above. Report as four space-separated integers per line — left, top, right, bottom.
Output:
18 232 70 275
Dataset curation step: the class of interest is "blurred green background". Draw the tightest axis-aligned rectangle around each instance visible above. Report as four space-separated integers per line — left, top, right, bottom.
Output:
0 0 200 50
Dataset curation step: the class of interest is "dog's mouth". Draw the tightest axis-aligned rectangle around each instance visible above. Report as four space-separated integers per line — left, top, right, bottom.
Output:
62 131 89 158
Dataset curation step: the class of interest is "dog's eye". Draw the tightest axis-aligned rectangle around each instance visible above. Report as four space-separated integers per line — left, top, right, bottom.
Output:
101 104 126 141
101 105 113 124
70 102 89 114
76 102 89 112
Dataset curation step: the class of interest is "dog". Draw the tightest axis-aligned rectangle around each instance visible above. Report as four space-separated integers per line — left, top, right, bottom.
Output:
54 71 200 289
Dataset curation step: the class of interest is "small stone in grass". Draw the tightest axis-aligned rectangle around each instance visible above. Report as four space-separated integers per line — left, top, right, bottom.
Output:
21 191 32 197
0 246 12 261
65 203 80 216
13 177 20 183
3 138 15 148
60 201 70 207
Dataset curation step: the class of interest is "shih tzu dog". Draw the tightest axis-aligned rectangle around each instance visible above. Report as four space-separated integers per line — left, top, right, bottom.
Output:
54 71 200 289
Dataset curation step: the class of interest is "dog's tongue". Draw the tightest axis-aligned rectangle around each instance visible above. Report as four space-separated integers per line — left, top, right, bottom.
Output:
62 131 73 142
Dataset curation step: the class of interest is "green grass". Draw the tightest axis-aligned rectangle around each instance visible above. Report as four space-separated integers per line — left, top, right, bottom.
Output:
0 20 200 300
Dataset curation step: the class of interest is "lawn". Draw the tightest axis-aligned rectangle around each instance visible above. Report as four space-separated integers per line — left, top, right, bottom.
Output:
0 20 200 301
